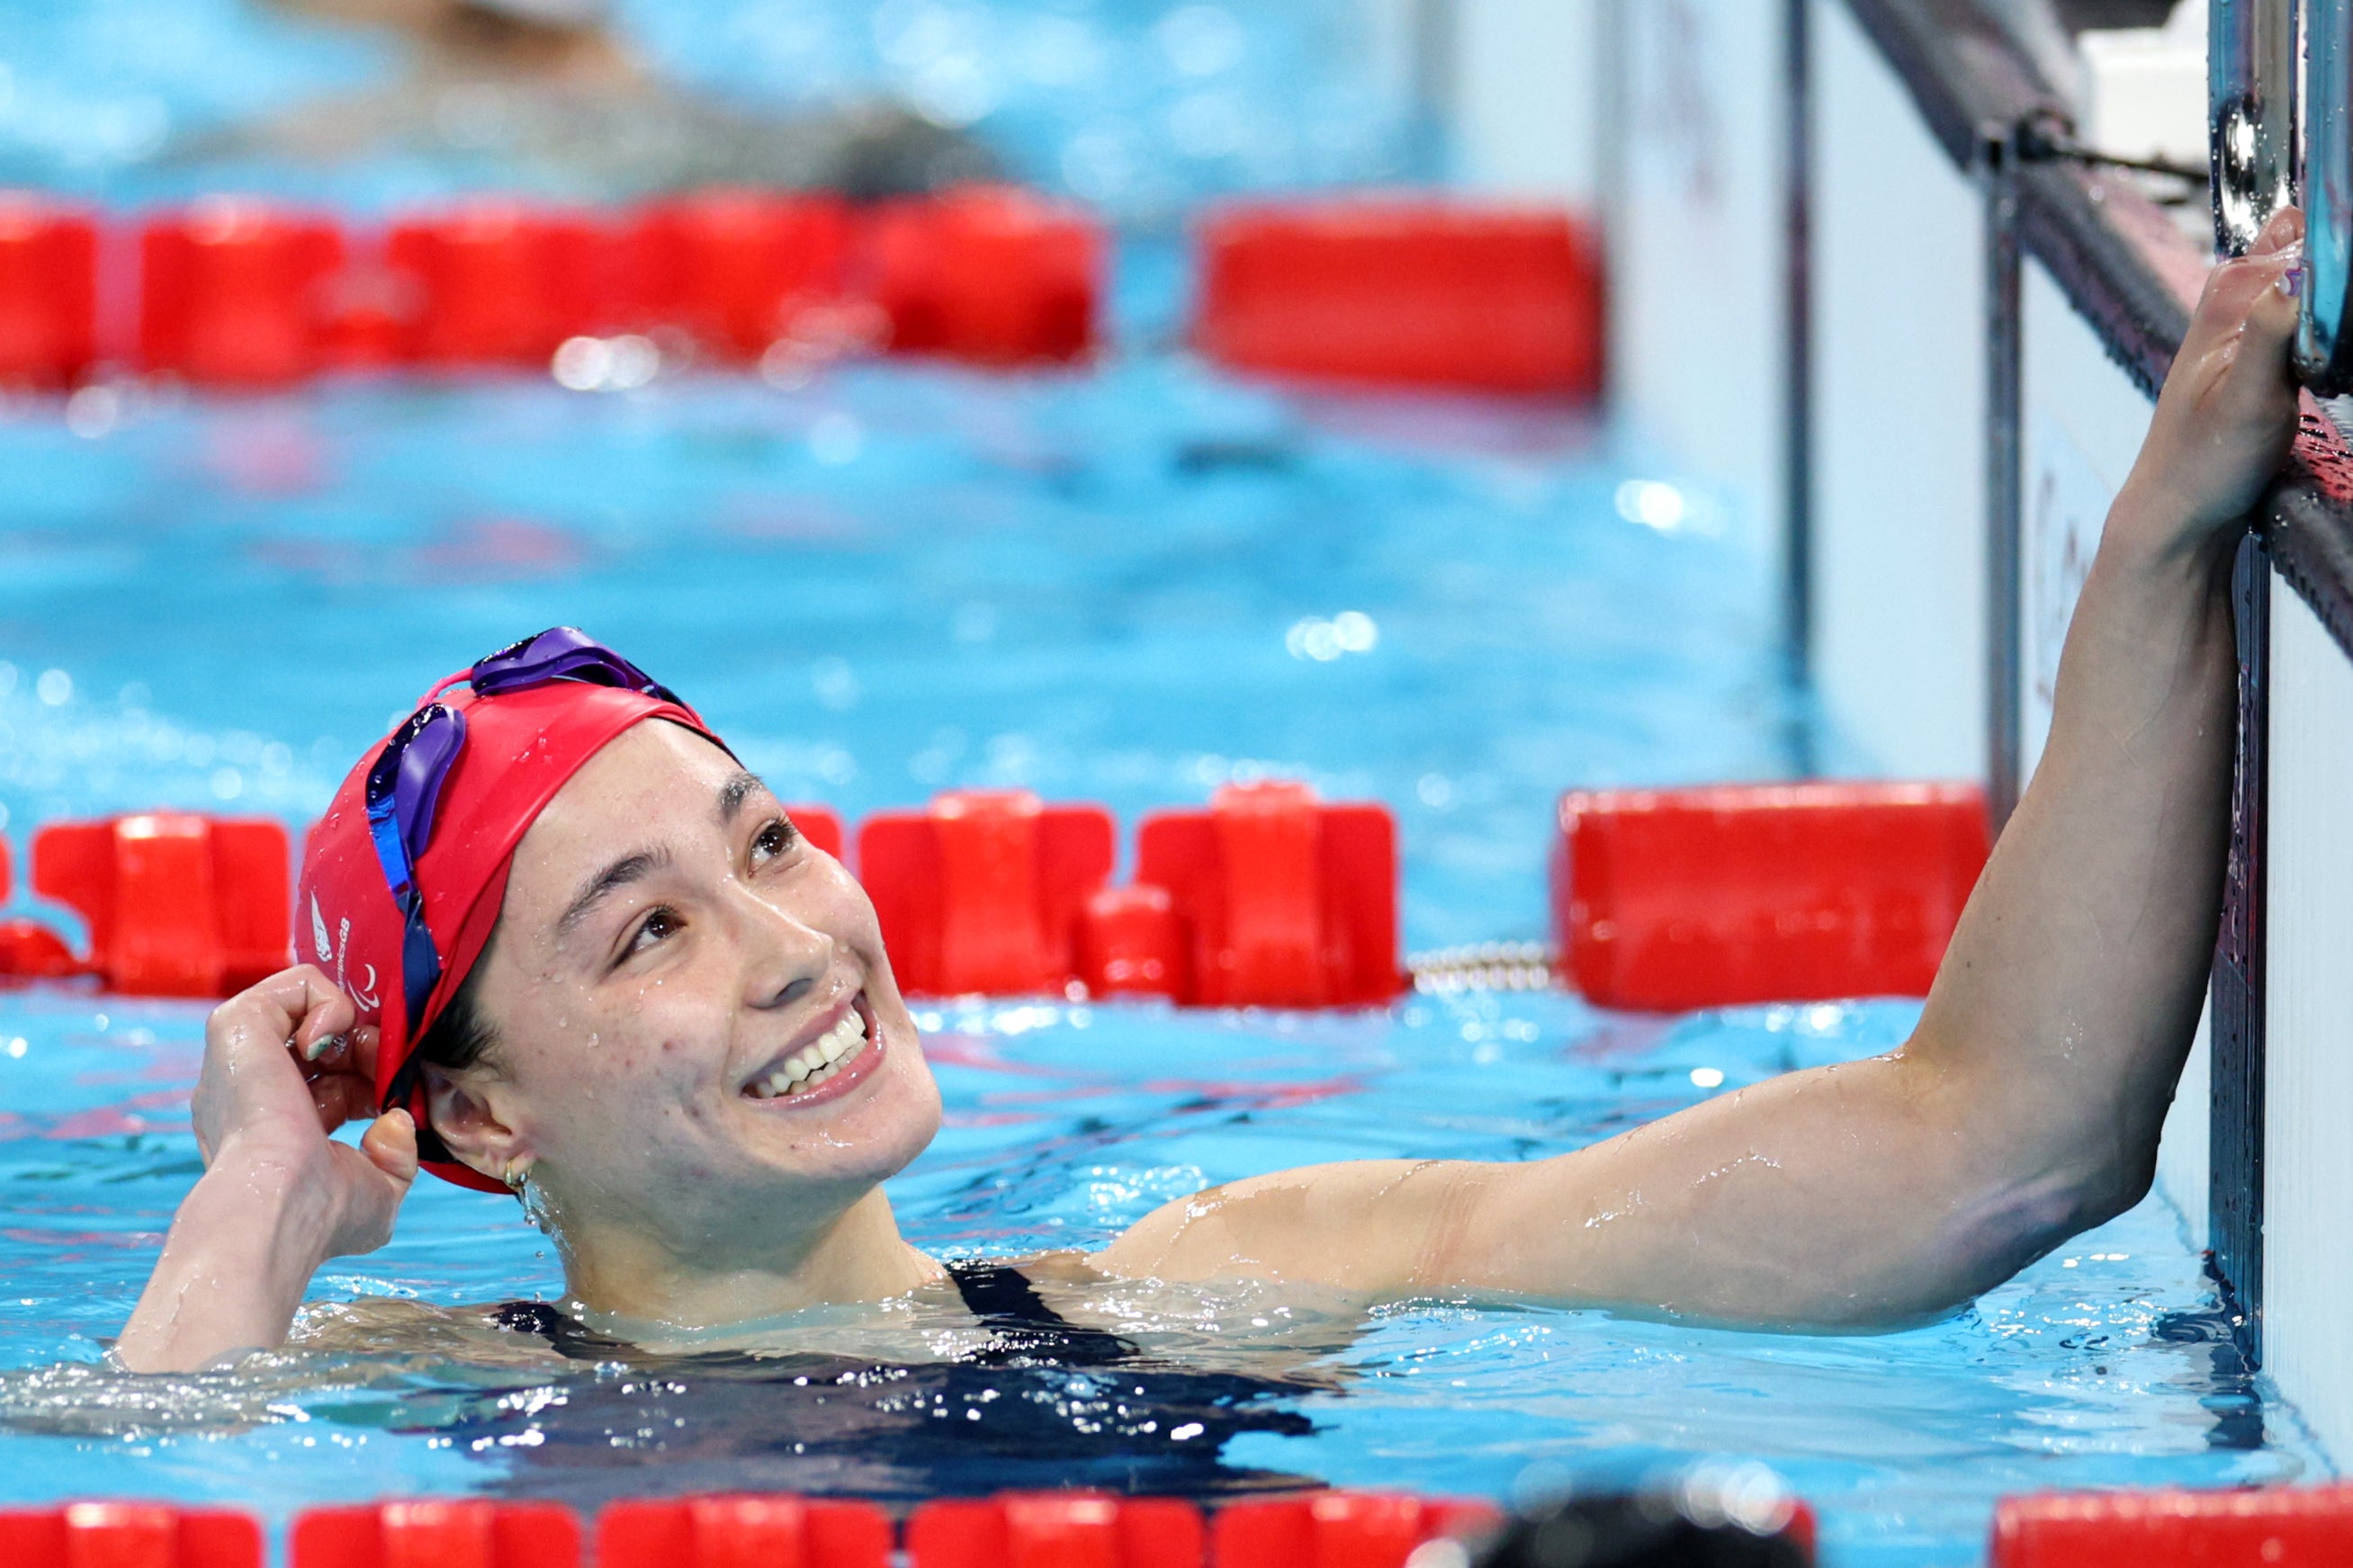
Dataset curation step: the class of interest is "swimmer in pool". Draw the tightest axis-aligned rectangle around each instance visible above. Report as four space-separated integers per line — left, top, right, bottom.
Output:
180 0 992 198
114 210 2309 1375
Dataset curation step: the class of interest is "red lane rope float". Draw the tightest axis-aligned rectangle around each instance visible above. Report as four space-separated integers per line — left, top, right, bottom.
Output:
139 200 345 387
0 1502 262 1568
0 833 78 981
0 196 97 390
855 782 1404 1006
1211 1493 1502 1568
858 789 1118 998
1552 781 1990 1011
1196 200 1603 399
24 813 292 998
387 201 618 370
629 191 857 363
1992 1485 2353 1566
781 802 846 863
909 1492 1205 1568
293 1500 579 1568
597 1494 892 1568
0 183 1104 389
1076 882 1189 1000
0 1503 263 1568
871 185 1100 366
1131 780 1402 1008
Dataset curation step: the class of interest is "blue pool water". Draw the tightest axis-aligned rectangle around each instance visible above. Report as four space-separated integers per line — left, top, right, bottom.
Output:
0 355 2324 1568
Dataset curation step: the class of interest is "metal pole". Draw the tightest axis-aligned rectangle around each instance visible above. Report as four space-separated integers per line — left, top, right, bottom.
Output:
1783 0 1816 751
1985 134 2023 831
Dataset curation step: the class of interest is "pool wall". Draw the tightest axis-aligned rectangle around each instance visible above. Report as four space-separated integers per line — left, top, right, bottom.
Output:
1586 0 2353 1468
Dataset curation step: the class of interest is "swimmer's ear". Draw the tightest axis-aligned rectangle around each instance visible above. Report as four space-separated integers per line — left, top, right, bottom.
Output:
419 1062 524 1187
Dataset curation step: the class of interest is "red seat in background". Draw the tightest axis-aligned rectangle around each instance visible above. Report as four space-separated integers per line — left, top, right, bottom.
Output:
1553 781 1990 1011
1130 781 1401 1008
871 185 1100 365
1992 1485 2353 1566
0 196 95 389
388 202 616 368
911 1492 1201 1568
858 790 1115 997
599 1495 890 1568
32 814 292 998
1211 1493 1500 1568
631 190 854 363
0 1503 261 1568
140 200 346 387
294 1501 578 1568
1196 201 1602 399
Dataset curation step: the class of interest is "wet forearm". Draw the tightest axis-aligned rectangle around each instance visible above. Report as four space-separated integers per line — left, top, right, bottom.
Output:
1910 500 2238 1219
117 1141 336 1373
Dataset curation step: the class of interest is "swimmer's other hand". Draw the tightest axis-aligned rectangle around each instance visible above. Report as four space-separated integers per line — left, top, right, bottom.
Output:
2116 206 2304 558
192 964 418 1260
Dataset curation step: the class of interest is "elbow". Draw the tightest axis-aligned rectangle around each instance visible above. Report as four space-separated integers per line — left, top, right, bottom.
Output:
2065 1151 2158 1235
1935 1157 2149 1304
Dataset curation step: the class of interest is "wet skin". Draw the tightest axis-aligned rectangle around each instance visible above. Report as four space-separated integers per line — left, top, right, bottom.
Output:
119 211 2309 1373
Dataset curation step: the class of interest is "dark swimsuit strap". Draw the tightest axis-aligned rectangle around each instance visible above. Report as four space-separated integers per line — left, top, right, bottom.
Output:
947 1260 1140 1366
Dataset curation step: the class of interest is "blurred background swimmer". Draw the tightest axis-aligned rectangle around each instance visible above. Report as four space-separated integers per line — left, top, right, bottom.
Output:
173 0 996 197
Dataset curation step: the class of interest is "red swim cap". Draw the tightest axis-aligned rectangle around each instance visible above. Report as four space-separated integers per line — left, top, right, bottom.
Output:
300 661 723 1193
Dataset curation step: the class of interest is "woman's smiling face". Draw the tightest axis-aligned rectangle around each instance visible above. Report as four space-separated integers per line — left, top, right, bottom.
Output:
430 720 941 1268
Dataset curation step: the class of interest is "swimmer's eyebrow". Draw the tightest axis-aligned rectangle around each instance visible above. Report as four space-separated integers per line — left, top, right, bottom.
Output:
717 770 772 826
555 847 674 941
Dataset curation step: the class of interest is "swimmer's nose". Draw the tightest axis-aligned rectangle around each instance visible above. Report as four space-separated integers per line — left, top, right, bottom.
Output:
732 883 836 1011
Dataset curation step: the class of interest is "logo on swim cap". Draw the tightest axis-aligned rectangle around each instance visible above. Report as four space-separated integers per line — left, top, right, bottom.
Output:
310 892 378 1013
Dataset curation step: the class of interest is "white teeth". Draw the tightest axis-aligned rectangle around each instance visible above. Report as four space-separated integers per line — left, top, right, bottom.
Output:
745 1008 870 1099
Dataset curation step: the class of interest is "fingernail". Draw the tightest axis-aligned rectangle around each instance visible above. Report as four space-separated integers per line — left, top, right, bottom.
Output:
303 1033 343 1062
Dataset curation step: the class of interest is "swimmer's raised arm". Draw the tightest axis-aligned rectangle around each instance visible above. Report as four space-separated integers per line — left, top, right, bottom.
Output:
116 967 418 1373
1098 211 2307 1330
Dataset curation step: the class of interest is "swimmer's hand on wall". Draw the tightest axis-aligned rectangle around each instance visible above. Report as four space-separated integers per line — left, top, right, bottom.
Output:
2117 204 2304 556
115 966 418 1374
